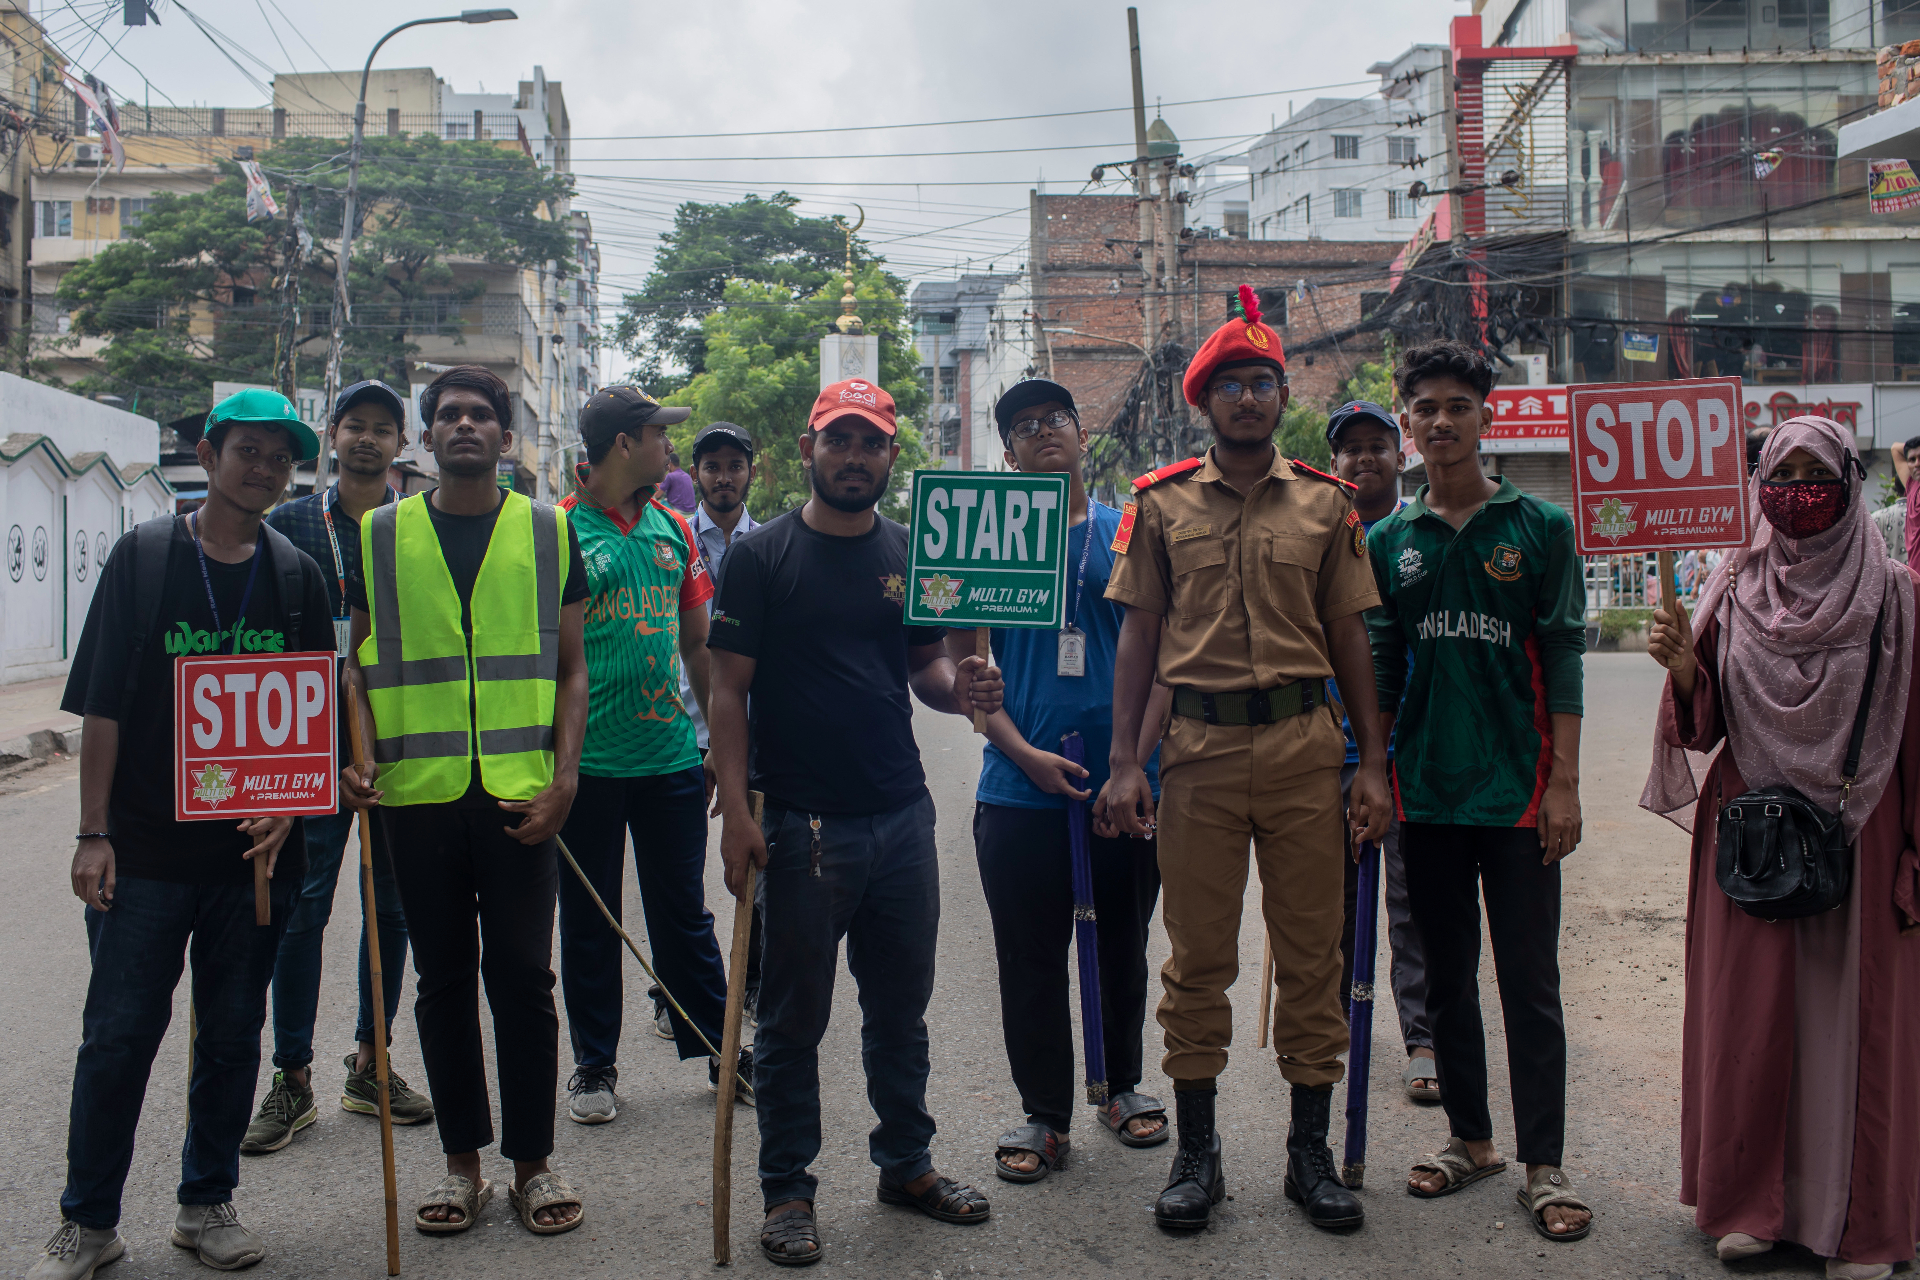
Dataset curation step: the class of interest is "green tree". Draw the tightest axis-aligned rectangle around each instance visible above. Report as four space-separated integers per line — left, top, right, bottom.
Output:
56 134 574 423
613 193 897 390
664 263 927 524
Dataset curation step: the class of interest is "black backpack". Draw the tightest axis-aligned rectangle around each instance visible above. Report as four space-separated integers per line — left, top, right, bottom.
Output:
118 514 310 706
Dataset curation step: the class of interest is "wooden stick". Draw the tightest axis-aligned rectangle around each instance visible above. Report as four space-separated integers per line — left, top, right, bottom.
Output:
1256 931 1274 1050
1656 549 1676 612
712 790 763 1266
346 673 401 1277
253 849 270 925
972 628 989 735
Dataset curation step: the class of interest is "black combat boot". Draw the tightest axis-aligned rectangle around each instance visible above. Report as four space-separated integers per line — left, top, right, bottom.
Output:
1283 1084 1364 1228
1154 1087 1225 1230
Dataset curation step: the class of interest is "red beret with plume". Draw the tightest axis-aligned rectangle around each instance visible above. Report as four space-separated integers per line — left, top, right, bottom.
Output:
1181 283 1287 406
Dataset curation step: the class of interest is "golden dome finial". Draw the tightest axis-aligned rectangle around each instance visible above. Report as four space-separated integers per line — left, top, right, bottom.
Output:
834 205 866 335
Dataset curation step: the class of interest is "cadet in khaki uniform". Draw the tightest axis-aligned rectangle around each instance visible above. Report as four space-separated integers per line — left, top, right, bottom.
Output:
1103 286 1390 1234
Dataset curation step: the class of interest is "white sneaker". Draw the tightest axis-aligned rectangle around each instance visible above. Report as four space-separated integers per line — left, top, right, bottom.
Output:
170 1203 265 1271
1824 1262 1893 1280
27 1222 125 1280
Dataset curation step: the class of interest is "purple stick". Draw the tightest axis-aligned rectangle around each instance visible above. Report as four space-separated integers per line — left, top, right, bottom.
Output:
1343 840 1379 1188
1060 732 1108 1105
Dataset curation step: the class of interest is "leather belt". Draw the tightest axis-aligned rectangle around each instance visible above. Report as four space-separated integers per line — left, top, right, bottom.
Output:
1171 681 1320 726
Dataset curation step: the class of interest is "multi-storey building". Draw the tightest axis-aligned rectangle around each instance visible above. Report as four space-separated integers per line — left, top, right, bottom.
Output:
909 273 1026 471
27 64 598 498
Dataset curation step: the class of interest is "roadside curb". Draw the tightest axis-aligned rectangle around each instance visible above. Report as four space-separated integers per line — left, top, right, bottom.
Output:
0 718 81 765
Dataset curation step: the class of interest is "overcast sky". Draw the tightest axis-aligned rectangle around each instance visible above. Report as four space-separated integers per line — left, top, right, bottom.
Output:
37 0 1458 376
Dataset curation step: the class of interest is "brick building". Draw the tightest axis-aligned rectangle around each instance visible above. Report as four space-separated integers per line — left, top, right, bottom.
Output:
1026 191 1402 450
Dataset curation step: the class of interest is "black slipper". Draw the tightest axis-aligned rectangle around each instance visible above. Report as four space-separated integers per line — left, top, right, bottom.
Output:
1100 1092 1170 1147
994 1122 1069 1183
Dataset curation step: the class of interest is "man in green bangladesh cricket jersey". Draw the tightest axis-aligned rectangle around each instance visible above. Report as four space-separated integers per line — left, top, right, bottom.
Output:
555 386 746 1128
1366 341 1593 1243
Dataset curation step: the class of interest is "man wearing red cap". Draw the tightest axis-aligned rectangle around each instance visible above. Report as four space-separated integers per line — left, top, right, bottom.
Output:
708 378 1005 1266
1104 288 1391 1233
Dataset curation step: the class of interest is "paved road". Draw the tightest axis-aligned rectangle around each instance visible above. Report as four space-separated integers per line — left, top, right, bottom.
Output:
0 655 1836 1278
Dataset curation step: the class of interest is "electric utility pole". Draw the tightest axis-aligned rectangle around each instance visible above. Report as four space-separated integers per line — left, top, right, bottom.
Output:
1128 8 1155 353
273 188 303 401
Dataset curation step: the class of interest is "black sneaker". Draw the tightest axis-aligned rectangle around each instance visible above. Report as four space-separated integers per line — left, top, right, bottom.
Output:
743 981 761 1027
342 1053 435 1125
647 986 674 1040
240 1070 317 1154
709 1046 755 1102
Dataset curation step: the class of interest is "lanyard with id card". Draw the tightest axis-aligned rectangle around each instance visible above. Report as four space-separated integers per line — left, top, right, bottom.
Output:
1057 513 1094 677
321 490 353 657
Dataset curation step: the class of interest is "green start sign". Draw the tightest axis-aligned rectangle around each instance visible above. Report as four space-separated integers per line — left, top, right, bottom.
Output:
905 470 1069 628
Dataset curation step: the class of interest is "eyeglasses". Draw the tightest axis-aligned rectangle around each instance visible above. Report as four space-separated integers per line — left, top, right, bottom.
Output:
1010 410 1076 440
1211 379 1280 403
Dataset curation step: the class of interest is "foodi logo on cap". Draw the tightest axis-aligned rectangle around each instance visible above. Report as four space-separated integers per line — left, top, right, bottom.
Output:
840 381 878 407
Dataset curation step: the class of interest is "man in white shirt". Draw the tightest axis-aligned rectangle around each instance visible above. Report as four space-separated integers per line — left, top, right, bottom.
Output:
680 423 758 749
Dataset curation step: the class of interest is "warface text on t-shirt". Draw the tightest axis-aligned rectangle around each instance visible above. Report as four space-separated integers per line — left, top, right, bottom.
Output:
162 615 288 656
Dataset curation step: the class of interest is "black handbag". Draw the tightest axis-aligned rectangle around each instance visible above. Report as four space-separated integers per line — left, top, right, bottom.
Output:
1715 611 1884 921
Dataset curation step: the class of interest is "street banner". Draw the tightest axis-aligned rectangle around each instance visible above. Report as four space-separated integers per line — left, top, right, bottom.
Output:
904 470 1070 628
1569 376 1750 556
175 653 338 821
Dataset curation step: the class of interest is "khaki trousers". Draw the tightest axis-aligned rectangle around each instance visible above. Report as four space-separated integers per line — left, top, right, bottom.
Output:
1155 702 1348 1087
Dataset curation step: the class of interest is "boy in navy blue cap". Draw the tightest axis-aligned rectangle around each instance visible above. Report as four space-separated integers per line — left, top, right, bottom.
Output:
1324 400 1437 1104
947 378 1174 1186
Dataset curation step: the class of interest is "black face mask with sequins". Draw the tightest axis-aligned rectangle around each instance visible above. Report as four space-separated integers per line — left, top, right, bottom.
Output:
1757 478 1846 538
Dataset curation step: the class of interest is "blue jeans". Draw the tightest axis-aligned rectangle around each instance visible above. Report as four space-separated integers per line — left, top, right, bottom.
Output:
558 767 729 1067
62 874 292 1229
269 810 409 1070
754 792 940 1209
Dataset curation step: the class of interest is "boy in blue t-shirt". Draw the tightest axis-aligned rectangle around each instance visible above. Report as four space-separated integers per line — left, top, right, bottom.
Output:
1324 400 1437 1105
943 379 1171 1183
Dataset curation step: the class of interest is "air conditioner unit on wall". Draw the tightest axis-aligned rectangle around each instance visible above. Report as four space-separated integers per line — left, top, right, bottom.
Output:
73 143 95 164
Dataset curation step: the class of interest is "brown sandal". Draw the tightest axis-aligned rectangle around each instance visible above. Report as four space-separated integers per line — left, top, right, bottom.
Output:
508 1171 583 1235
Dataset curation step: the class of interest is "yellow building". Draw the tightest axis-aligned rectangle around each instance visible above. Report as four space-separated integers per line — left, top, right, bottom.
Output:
27 64 599 499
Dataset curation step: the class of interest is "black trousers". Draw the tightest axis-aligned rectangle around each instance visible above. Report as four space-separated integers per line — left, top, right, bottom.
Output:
1401 821 1566 1166
381 803 559 1162
972 802 1161 1133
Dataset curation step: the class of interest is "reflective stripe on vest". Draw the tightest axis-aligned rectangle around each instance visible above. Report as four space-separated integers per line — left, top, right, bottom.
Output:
360 490 564 805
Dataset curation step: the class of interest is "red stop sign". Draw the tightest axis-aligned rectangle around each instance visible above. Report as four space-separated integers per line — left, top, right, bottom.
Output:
1568 376 1751 556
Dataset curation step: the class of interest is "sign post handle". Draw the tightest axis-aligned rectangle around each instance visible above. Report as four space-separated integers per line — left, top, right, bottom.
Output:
346 673 401 1277
253 855 270 926
972 628 989 735
1656 550 1676 613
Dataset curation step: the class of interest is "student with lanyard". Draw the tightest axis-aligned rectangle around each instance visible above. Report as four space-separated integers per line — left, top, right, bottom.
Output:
946 379 1173 1187
1323 400 1438 1106
245 379 432 1157
31 390 337 1280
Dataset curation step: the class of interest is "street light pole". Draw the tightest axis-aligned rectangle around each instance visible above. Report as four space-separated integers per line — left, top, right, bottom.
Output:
318 8 517 495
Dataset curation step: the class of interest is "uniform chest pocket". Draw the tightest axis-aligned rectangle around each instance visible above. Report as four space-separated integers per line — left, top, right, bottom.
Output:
1269 535 1322 620
1168 536 1230 619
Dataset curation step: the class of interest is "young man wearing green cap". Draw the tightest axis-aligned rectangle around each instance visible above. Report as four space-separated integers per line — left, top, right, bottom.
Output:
246 378 432 1156
33 389 336 1278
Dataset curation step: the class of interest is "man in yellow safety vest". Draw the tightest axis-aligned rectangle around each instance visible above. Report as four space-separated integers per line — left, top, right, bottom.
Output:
344 365 591 1240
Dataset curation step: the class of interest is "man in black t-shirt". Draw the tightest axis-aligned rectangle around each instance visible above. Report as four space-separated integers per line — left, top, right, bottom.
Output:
32 391 332 1280
708 378 1004 1267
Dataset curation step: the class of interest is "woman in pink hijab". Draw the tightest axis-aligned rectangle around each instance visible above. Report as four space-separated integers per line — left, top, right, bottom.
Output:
1643 416 1920 1279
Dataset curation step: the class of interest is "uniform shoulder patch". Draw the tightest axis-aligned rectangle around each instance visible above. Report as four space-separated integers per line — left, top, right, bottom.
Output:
1130 457 1204 493
1289 458 1358 491
1111 501 1138 555
1346 509 1367 557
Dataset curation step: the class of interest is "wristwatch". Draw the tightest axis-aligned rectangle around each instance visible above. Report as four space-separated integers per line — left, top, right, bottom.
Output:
76 832 110 841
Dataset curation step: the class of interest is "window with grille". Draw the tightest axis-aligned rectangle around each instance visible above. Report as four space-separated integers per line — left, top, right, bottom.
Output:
118 197 154 238
1388 135 1418 164
35 200 69 237
1333 135 1360 160
1388 191 1417 219
443 121 469 140
1333 189 1363 218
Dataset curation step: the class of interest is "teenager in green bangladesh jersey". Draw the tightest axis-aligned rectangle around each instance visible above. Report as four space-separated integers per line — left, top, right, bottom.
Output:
563 491 712 776
1369 342 1591 1245
553 386 741 1127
